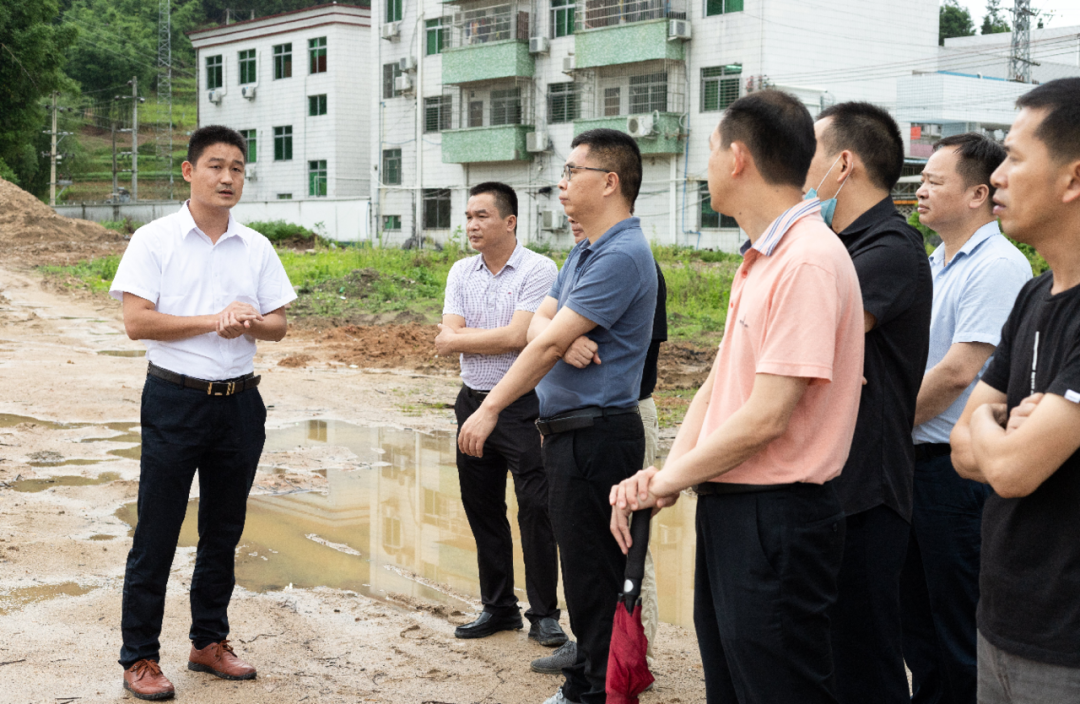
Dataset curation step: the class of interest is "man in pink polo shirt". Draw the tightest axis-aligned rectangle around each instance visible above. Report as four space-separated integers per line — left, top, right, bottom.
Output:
610 90 864 702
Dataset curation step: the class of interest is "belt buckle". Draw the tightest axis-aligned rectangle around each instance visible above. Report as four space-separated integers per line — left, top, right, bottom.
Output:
209 381 236 396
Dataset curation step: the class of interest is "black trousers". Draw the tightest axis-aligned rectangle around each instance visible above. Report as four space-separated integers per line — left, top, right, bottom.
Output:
694 482 846 704
543 412 644 704
119 374 265 668
455 387 559 622
830 504 911 704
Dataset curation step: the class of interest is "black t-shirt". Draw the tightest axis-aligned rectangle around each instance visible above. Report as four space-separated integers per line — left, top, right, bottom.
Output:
978 272 1080 667
836 197 932 519
639 261 668 400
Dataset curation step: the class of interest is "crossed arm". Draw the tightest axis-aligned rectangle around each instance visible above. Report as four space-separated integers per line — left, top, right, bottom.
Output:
435 310 535 356
122 293 288 342
914 341 996 426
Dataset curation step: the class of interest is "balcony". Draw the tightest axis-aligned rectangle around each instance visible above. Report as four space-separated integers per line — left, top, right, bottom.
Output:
442 124 534 163
441 79 535 163
441 1 535 84
573 0 686 69
573 112 684 155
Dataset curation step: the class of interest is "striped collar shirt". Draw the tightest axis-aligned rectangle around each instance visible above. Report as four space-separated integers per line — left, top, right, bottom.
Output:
740 199 825 257
442 242 558 390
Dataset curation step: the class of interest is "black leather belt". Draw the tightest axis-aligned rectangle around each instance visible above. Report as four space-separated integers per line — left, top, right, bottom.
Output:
914 443 951 463
464 385 490 400
148 362 260 396
695 482 797 495
535 405 639 437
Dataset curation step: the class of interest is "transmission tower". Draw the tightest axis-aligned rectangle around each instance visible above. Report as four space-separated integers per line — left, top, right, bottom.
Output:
157 0 174 198
1010 0 1033 83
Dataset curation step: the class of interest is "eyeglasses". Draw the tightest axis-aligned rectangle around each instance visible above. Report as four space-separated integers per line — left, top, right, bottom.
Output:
562 164 612 182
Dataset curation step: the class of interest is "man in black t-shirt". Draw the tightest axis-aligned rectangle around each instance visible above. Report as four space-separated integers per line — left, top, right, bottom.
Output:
804 102 933 704
952 78 1080 702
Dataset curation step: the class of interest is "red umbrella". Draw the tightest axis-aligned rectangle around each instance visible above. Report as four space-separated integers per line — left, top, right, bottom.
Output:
606 509 655 704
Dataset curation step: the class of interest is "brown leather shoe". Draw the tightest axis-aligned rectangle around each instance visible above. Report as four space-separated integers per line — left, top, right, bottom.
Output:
187 639 257 680
123 659 175 701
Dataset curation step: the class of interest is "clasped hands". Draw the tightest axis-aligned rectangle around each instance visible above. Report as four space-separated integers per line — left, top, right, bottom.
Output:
216 301 263 339
977 392 1043 435
609 466 679 555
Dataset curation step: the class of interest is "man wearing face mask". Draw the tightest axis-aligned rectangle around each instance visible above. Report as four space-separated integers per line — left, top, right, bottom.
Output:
804 102 933 704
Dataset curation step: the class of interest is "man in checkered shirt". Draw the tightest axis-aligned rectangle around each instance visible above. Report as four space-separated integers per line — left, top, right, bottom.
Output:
435 182 568 648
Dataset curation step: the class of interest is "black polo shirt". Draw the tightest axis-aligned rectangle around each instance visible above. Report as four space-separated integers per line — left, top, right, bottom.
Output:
639 261 668 400
836 197 932 519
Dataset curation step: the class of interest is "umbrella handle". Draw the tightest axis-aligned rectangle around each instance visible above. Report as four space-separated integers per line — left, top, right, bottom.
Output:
620 509 652 610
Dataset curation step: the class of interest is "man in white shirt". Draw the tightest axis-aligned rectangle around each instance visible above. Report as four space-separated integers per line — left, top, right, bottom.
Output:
109 125 296 701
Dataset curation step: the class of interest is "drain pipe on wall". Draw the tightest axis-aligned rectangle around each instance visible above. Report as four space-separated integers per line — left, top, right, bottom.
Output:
415 8 425 247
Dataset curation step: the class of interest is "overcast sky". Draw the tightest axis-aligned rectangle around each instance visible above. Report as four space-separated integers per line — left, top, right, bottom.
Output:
959 1 1080 31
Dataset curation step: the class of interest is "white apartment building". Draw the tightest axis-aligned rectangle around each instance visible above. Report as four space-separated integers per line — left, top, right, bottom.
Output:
188 4 374 206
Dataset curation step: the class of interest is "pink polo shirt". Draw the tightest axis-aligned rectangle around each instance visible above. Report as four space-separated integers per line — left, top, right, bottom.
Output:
699 200 864 485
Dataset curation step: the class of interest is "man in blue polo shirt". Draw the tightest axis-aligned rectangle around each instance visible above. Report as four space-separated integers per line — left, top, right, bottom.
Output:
459 128 657 704
902 133 1030 704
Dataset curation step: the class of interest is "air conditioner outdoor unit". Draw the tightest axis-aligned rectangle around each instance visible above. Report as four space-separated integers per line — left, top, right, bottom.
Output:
399 55 417 72
381 21 401 40
529 36 550 54
244 164 257 180
526 131 549 153
562 55 575 74
668 19 691 40
541 209 567 230
627 114 656 137
394 74 413 93
207 89 224 104
241 85 257 100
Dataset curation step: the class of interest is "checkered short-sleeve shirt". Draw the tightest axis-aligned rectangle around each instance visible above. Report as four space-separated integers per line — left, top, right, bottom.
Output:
443 242 558 390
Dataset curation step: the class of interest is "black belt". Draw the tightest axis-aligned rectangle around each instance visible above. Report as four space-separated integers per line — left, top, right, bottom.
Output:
695 482 797 496
148 362 260 396
535 405 638 437
914 443 951 463
464 385 490 400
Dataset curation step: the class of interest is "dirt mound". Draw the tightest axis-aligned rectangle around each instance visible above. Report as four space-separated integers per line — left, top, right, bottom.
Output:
0 178 128 266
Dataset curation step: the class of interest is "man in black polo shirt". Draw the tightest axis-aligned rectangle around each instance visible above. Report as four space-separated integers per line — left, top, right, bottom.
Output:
804 102 933 704
952 77 1080 703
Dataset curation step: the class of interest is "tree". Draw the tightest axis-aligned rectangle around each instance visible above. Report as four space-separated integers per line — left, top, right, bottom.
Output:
0 0 77 190
940 0 976 45
981 0 1011 34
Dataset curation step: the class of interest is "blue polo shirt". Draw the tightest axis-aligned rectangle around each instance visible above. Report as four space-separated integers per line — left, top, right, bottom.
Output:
912 221 1032 444
536 217 658 417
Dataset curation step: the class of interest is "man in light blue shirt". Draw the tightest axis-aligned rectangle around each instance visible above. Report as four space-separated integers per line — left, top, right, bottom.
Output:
901 133 1032 704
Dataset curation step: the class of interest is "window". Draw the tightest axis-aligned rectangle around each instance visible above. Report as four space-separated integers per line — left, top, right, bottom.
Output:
426 17 448 55
701 64 741 111
700 182 738 228
273 43 292 79
423 188 452 229
383 62 403 98
238 49 256 85
308 37 327 74
277 193 293 200
239 129 257 163
469 100 484 127
308 94 328 116
604 87 621 116
309 160 328 197
383 215 402 230
382 149 402 185
491 87 522 126
551 0 575 37
629 72 667 113
273 126 293 161
547 83 579 123
206 55 223 90
387 0 403 22
706 0 743 16
424 95 452 132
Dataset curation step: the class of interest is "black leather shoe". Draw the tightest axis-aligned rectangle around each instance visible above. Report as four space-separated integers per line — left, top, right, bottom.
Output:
528 617 569 647
454 611 523 639
531 640 576 674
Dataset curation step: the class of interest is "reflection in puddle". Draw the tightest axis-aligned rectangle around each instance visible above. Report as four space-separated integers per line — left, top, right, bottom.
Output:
96 350 146 358
115 420 700 628
13 472 120 493
0 582 97 615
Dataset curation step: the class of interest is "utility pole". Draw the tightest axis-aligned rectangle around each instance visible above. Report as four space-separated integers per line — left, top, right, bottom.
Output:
131 76 139 201
1011 0 1035 83
157 0 174 199
49 93 58 206
111 113 119 196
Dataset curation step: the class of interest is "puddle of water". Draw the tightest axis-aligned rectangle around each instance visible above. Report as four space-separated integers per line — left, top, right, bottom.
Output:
27 458 104 468
115 420 700 628
80 422 141 460
96 350 146 358
0 582 97 615
88 534 115 541
13 472 120 493
0 415 89 430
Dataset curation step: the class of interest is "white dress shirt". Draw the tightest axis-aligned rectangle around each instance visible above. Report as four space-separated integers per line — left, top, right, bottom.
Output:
110 202 296 380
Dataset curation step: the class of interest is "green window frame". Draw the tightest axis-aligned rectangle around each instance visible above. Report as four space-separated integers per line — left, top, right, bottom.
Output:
309 37 327 74
383 63 402 99
238 49 256 85
206 55 223 90
424 95 452 133
551 0 575 37
426 18 448 55
700 182 738 228
239 129 257 163
309 160 328 197
273 126 293 161
308 94 328 116
547 83 578 124
386 0 403 23
701 64 742 112
706 0 743 17
273 43 292 79
423 188 452 229
382 149 402 185
383 215 402 230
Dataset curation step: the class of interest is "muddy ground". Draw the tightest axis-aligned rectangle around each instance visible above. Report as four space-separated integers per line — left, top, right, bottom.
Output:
0 264 708 704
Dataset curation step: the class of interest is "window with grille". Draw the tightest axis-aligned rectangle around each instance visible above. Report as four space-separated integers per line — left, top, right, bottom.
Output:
273 44 292 79
309 160 328 197
383 63 403 99
551 0 575 37
383 215 402 230
206 55 223 90
239 129 256 163
425 96 452 132
383 149 402 185
701 64 741 111
387 0 403 22
629 72 667 113
705 0 743 16
700 182 738 228
548 83 579 124
309 37 327 74
604 87 621 117
309 94 328 116
423 188 452 229
468 100 484 128
277 193 293 200
426 17 449 55
273 126 293 161
491 88 522 126
238 50 256 85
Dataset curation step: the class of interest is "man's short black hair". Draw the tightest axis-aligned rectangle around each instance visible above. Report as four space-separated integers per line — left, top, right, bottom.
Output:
570 128 643 207
718 90 816 188
934 133 1007 201
187 125 247 166
1015 78 1080 163
469 181 518 223
817 101 904 191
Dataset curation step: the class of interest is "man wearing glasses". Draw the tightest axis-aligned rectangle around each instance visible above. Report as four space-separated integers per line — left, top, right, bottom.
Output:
459 128 658 704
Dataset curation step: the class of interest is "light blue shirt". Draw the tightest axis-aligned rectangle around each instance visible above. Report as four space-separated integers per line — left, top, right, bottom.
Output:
912 221 1032 444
